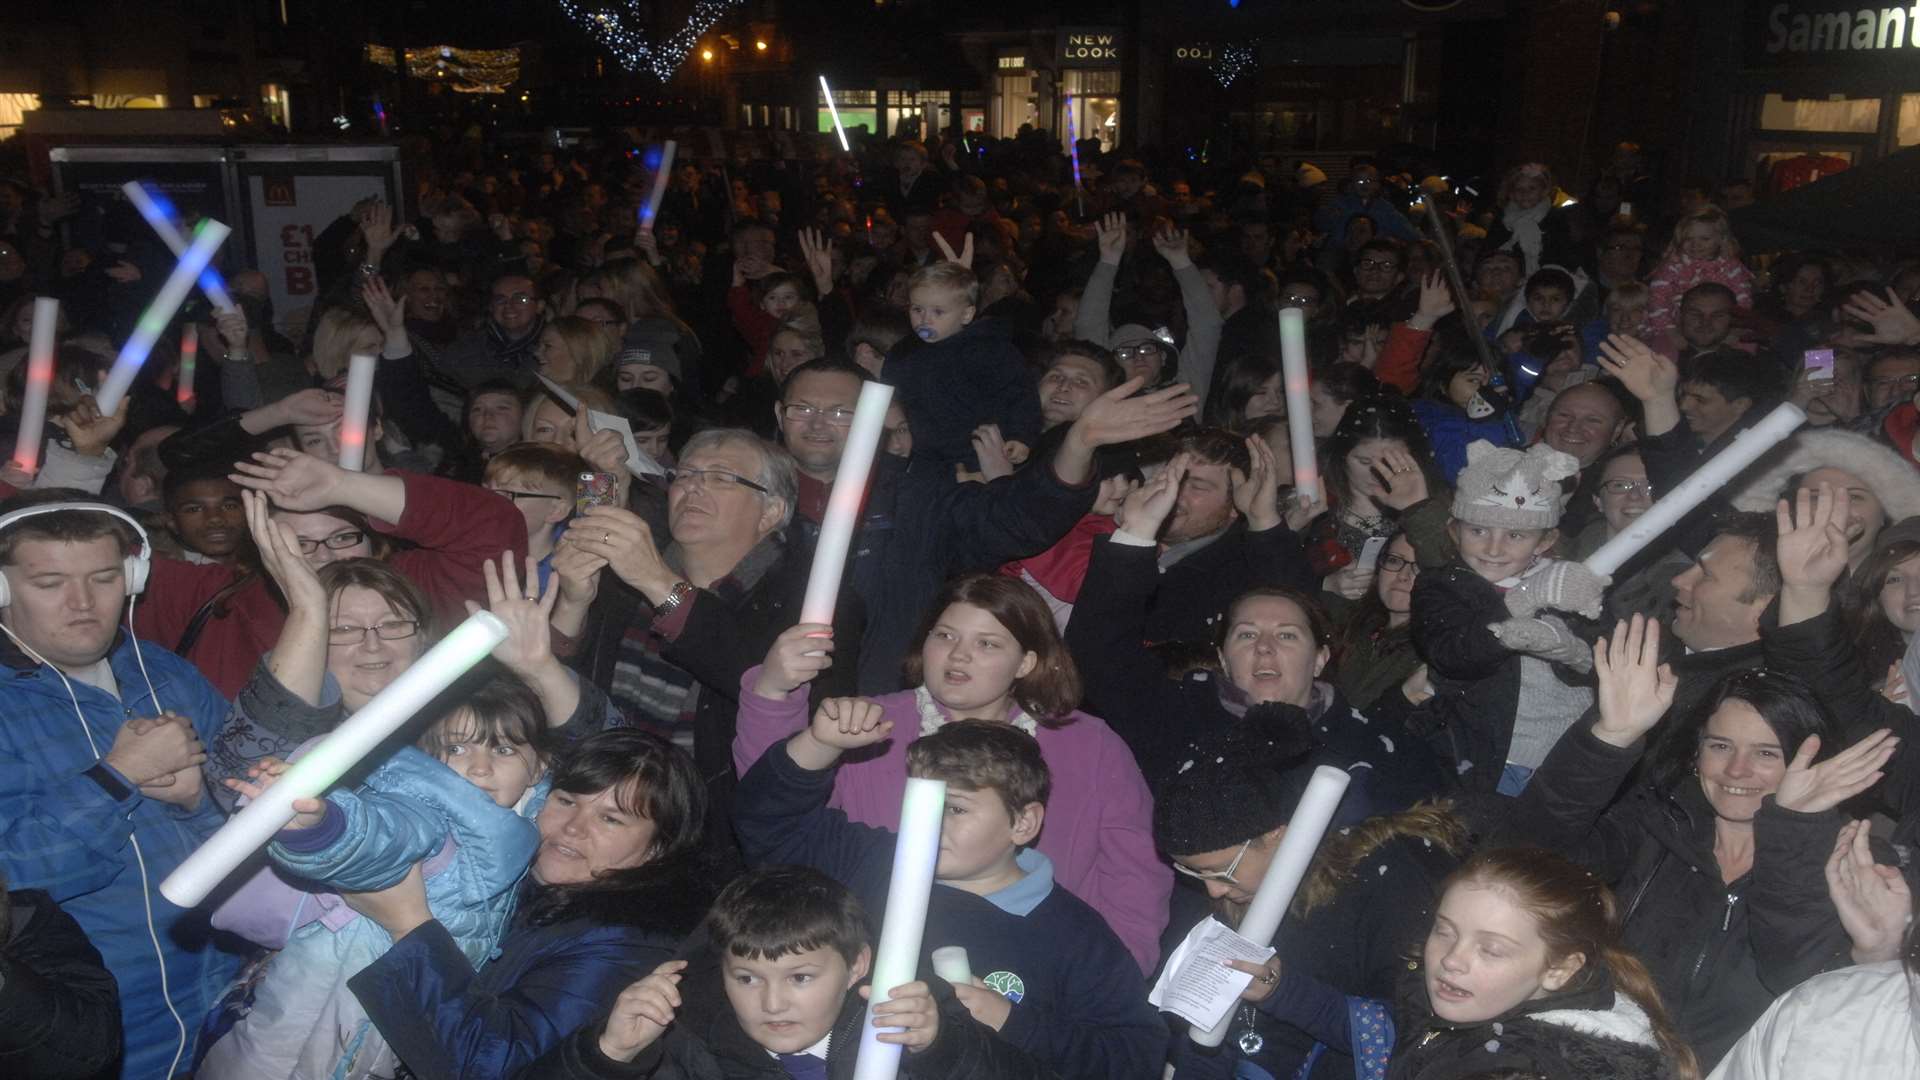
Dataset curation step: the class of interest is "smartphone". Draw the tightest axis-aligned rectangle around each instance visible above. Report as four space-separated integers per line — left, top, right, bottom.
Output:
1619 201 1633 218
1355 535 1388 573
574 471 618 514
1803 348 1835 381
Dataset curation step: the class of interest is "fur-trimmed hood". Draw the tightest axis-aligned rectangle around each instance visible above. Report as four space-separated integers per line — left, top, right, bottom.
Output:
1728 428 1920 521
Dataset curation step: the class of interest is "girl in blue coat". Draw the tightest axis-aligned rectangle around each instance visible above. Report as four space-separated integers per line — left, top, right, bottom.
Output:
1409 332 1522 484
198 674 552 1080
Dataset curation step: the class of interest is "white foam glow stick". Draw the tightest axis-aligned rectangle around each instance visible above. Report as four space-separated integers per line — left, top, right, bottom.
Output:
96 219 231 418
160 611 509 908
930 946 973 984
821 76 850 152
1278 307 1319 501
11 297 59 473
800 380 893 624
337 353 377 471
1191 765 1352 1048
639 140 677 233
121 181 237 314
176 325 197 408
1583 402 1806 577
852 778 946 1080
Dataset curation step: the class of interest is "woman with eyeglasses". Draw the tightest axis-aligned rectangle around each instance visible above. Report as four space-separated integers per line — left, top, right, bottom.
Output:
1571 444 1687 625
135 445 528 698
1327 530 1428 714
1154 711 1467 1080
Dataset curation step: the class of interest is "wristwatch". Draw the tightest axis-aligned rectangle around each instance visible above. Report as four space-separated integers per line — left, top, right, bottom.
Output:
654 580 695 616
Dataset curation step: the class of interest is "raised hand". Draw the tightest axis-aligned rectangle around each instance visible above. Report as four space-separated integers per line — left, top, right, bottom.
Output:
1284 488 1328 533
931 231 975 269
1151 223 1193 269
598 960 689 1063
361 276 407 337
222 757 328 828
1776 483 1852 595
1839 289 1920 349
1596 334 1678 404
243 488 325 610
1825 819 1913 964
1370 446 1430 511
474 553 559 677
1231 435 1283 531
809 696 892 750
970 424 1016 482
55 393 128 458
564 505 677 604
799 227 835 297
1775 728 1898 814
1068 377 1200 452
1095 212 1127 265
357 199 399 259
213 308 251 355
754 622 837 699
268 388 347 430
230 448 344 512
1591 616 1676 747
1409 270 1455 330
1117 453 1189 539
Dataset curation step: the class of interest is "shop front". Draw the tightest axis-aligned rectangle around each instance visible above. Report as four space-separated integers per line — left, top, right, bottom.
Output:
1727 0 1920 190
1057 26 1122 154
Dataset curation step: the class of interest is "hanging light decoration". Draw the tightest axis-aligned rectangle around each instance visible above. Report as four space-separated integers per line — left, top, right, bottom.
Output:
1213 42 1256 88
364 44 522 93
554 0 746 81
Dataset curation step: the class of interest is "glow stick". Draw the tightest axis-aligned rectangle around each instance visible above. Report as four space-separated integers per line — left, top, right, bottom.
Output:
160 611 509 907
852 778 946 1080
1065 97 1084 218
337 352 377 471
639 140 677 233
1192 765 1352 1047
176 325 197 408
930 946 973 984
1277 307 1319 501
799 380 893 624
821 76 850 152
96 219 231 417
121 181 237 314
11 297 59 473
1583 402 1806 577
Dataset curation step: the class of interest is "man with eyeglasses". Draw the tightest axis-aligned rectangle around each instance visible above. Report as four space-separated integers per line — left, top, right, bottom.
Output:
775 356 1197 692
136 447 527 698
1076 211 1224 395
547 428 865 828
1348 238 1410 308
441 272 546 390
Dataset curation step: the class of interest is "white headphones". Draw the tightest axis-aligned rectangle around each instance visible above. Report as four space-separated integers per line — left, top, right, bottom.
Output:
0 502 152 606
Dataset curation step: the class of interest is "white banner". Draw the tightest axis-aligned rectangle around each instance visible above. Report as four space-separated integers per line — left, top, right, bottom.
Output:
247 172 389 340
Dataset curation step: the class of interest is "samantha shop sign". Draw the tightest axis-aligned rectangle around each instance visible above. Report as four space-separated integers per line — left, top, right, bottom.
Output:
1749 1 1920 66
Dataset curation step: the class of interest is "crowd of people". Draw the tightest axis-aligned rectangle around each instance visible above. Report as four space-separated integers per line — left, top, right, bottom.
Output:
2 121 1920 1080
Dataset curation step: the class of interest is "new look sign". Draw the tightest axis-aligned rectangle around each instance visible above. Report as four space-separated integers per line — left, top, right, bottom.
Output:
1058 27 1123 67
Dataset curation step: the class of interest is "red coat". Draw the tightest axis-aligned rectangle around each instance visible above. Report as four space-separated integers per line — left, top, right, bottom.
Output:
133 471 527 698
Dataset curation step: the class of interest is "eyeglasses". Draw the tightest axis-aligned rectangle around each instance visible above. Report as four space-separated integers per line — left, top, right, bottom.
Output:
1115 344 1164 361
1173 838 1253 886
1356 258 1400 272
780 403 857 426
1281 293 1320 307
491 293 536 308
1600 478 1655 496
1378 552 1419 575
490 489 565 502
328 619 421 646
667 467 770 494
1867 374 1920 391
295 529 366 554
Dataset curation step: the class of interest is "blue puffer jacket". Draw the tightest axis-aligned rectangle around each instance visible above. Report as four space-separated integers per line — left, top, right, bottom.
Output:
199 744 541 1080
1409 398 1523 484
0 632 244 1080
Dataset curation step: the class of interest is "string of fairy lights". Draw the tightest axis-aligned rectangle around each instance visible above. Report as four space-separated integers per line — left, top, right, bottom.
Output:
1213 42 1256 88
553 0 745 81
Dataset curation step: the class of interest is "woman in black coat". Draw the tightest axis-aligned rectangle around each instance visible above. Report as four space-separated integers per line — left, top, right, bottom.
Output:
1510 616 1894 1070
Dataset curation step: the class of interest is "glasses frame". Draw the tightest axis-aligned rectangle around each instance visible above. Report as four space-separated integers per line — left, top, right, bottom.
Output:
781 402 857 427
1599 479 1656 496
491 489 567 503
327 619 422 646
1173 838 1253 886
295 529 367 554
667 467 771 495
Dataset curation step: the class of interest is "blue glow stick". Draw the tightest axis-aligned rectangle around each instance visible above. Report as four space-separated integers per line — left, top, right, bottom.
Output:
95 219 231 417
122 181 237 314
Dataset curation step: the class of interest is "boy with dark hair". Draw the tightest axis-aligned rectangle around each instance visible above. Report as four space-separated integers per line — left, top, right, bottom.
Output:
162 460 246 564
734 713 1163 1080
529 866 1049 1079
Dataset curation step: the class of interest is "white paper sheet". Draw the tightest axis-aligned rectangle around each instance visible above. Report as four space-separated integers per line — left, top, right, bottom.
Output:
1148 916 1275 1031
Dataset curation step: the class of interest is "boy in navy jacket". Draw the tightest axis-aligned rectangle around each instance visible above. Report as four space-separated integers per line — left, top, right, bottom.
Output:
733 707 1163 1080
884 262 1044 471
526 865 1049 1080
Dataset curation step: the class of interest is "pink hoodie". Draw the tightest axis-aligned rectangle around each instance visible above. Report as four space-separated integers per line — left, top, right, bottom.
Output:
733 667 1171 974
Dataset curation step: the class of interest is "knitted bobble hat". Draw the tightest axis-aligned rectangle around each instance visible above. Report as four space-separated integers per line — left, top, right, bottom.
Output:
1153 709 1321 856
1451 440 1580 531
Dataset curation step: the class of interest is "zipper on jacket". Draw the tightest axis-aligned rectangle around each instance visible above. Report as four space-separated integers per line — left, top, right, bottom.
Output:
1689 891 1740 984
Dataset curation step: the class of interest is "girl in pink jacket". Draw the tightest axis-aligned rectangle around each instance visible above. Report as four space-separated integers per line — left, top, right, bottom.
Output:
733 572 1171 973
1646 206 1755 335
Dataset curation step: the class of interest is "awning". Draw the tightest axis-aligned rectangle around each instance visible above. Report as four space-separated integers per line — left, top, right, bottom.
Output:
1731 145 1920 252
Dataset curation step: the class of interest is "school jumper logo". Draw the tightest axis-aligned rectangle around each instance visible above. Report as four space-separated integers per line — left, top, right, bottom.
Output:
982 970 1025 1003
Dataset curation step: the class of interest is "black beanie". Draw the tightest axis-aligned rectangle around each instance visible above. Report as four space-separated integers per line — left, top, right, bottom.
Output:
1153 705 1323 856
